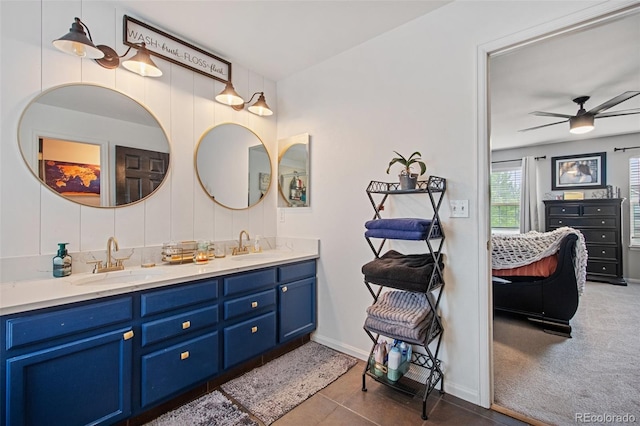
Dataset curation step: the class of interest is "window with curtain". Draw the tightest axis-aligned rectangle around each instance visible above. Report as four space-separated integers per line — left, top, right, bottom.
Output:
629 157 640 247
491 166 522 232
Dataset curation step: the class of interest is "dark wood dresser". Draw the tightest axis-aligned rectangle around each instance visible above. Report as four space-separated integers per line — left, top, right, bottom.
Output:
544 198 626 285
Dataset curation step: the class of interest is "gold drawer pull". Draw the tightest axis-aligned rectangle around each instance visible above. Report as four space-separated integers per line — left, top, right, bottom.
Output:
251 326 258 333
282 286 288 293
181 351 189 360
123 330 134 340
251 301 258 308
182 321 191 329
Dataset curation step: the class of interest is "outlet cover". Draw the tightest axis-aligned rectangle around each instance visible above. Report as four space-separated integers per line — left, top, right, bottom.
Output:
450 200 469 218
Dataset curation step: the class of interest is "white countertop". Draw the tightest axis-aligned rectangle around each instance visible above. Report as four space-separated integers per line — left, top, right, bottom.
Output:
0 249 318 316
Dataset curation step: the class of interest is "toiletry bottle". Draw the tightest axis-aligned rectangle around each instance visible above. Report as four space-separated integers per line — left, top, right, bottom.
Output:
399 341 408 363
53 243 72 278
387 347 402 381
254 235 261 253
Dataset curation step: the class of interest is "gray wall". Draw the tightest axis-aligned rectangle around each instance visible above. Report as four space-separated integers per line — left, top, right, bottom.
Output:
492 132 640 281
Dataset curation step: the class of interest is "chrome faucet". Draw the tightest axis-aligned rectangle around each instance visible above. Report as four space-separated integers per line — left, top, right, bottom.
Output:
232 230 250 255
88 236 126 273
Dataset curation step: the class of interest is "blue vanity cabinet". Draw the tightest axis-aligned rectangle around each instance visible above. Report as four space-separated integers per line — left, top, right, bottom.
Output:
277 260 317 342
222 268 277 368
2 297 134 426
139 279 219 408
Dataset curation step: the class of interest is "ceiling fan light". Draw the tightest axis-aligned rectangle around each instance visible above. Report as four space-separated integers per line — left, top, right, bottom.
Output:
215 82 245 106
569 115 595 134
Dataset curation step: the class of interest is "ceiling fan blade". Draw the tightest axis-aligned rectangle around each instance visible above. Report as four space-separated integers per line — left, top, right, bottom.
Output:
587 91 640 115
530 111 574 119
518 120 568 132
595 108 640 118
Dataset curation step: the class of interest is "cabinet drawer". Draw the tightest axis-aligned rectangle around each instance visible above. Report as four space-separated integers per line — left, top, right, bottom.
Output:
548 205 580 216
141 331 219 407
224 268 276 297
278 260 316 283
587 244 618 261
587 261 619 277
583 205 617 216
548 217 616 228
223 311 276 368
224 289 276 320
141 280 218 317
581 230 617 244
141 305 218 347
6 297 132 350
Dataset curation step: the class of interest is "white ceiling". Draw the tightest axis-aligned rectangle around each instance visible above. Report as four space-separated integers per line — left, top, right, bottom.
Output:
115 1 450 82
490 10 640 151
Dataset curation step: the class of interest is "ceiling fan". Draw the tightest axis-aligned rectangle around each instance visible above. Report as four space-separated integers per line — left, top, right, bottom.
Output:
519 91 640 134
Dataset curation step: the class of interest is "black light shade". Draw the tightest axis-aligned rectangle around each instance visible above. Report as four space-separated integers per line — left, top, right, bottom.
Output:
122 43 162 77
569 114 595 134
52 18 104 59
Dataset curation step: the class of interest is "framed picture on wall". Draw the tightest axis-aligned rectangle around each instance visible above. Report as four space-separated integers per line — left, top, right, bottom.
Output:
551 152 606 190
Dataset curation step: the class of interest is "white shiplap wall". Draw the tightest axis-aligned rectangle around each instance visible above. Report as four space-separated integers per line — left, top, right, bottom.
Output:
0 1 277 267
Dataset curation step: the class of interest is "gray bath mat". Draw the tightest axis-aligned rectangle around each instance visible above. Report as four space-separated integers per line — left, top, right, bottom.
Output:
222 341 358 425
144 390 258 426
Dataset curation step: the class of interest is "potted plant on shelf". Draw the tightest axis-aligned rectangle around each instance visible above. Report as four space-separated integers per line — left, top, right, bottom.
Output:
386 151 426 190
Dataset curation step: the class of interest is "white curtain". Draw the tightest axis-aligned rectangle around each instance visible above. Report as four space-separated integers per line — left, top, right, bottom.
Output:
520 156 539 233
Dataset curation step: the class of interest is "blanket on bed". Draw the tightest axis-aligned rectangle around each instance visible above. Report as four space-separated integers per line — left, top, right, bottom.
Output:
491 227 587 295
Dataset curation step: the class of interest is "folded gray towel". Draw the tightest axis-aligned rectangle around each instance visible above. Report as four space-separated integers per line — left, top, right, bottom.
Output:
366 291 432 328
364 313 433 343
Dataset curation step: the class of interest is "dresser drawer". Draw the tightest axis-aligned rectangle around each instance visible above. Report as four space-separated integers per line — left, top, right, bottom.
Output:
141 305 219 347
278 260 316 283
587 244 618 261
583 205 617 216
547 205 580 216
223 311 276 368
141 331 219 407
224 268 276 297
6 297 132 350
581 230 617 244
141 280 218 317
224 289 276 321
587 261 620 277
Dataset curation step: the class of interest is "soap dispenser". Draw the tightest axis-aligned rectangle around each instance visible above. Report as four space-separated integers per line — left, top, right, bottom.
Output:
53 243 72 278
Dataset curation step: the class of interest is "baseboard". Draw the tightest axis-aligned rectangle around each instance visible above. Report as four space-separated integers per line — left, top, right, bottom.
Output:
312 332 481 406
311 333 370 361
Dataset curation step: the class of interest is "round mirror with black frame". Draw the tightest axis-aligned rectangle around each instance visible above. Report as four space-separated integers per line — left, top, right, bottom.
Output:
18 83 171 207
195 123 272 210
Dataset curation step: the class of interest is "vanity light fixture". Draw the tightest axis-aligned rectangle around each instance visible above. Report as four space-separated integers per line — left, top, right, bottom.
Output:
53 18 162 77
215 84 273 117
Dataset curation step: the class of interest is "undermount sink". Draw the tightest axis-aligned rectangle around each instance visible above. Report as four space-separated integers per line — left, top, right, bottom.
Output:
229 252 282 261
71 268 166 286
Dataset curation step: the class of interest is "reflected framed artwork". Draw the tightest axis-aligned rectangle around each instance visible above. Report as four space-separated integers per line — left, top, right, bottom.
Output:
44 160 100 197
551 152 606 190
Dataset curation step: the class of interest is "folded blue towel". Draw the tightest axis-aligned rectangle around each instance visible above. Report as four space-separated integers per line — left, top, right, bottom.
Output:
365 229 428 240
365 218 434 232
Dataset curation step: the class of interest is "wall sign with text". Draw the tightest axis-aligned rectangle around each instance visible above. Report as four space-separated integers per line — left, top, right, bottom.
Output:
123 15 231 83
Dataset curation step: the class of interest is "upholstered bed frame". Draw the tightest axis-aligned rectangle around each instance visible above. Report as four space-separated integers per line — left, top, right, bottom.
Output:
492 233 579 337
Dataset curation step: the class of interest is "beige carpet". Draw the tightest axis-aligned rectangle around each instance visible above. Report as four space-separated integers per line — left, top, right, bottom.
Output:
493 281 640 425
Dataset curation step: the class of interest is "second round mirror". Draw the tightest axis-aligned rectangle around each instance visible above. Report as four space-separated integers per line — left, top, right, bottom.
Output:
196 123 271 209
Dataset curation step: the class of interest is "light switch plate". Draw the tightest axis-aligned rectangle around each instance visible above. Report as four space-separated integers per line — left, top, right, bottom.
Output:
450 200 469 218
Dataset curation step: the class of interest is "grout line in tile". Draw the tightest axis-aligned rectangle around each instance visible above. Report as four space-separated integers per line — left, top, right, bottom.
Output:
316 392 382 426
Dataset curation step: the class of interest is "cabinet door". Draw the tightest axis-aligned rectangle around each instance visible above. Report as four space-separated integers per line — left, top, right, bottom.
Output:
278 277 316 342
6 327 133 426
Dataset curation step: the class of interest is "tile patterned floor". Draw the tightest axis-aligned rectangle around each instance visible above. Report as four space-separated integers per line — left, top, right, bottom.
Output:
272 360 528 426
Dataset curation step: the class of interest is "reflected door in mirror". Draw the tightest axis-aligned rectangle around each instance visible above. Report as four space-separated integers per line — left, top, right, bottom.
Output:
115 146 169 205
